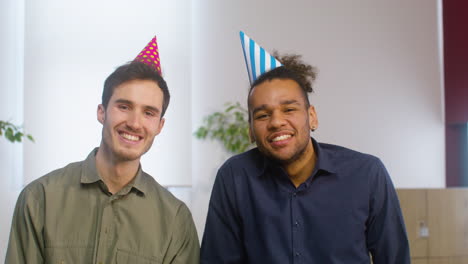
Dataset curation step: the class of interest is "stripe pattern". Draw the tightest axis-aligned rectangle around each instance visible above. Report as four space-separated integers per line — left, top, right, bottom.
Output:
240 31 282 84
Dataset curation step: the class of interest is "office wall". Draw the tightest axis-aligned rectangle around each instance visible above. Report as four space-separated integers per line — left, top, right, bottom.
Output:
191 0 444 236
0 0 192 260
22 0 192 187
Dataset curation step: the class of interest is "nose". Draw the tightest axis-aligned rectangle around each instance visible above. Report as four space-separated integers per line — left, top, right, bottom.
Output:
127 112 143 131
267 111 286 130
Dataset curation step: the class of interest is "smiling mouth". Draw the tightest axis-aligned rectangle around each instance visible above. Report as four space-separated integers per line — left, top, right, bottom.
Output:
120 132 141 142
271 134 292 142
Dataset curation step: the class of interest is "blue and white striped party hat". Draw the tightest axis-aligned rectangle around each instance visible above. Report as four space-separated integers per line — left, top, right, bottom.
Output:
240 31 282 84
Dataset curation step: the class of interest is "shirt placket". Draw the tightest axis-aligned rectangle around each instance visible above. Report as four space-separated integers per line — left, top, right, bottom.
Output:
291 190 303 264
95 196 116 264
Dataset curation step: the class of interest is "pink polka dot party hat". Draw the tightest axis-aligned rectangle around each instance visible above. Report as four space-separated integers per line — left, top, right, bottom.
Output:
134 36 162 75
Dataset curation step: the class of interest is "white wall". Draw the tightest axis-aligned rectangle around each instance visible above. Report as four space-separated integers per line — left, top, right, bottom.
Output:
0 0 24 261
23 0 192 187
0 0 192 260
191 0 444 236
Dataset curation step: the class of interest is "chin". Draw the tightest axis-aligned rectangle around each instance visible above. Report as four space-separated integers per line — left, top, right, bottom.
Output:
259 148 291 163
115 149 144 162
267 147 305 164
272 155 296 164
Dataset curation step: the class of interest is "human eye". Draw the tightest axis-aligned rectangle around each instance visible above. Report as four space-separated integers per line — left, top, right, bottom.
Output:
254 112 269 120
284 106 297 113
144 110 156 117
118 104 129 110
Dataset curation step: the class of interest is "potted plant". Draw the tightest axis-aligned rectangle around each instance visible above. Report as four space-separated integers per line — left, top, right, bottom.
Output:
0 120 34 143
194 102 253 154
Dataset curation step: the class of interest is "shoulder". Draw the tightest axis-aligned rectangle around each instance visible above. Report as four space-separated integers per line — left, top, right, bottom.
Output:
15 160 84 210
138 173 196 241
317 141 391 187
319 142 384 169
319 142 378 160
208 149 265 199
218 148 263 174
22 160 84 196
139 172 190 218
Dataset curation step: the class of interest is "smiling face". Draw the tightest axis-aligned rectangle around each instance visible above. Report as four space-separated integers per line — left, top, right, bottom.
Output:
248 78 318 165
97 79 165 162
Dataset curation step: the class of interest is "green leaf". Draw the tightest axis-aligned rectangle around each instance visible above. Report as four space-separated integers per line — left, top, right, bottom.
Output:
5 127 14 141
14 132 23 142
0 120 35 143
27 135 35 142
194 127 208 139
225 105 236 112
194 101 254 154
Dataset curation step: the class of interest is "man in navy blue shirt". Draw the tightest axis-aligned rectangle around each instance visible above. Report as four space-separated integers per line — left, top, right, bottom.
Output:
200 45 410 263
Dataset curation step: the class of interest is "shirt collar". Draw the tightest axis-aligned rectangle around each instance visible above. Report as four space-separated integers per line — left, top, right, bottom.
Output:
311 137 337 175
81 148 101 184
80 148 147 195
132 168 149 194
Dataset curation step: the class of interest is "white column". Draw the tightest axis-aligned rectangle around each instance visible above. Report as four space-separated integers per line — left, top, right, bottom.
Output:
0 0 25 260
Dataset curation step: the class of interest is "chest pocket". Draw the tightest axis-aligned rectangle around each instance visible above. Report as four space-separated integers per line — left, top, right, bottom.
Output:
116 249 160 264
44 246 93 263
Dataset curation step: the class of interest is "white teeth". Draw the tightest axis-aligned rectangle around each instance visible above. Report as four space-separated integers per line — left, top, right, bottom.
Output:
272 134 291 142
121 133 139 141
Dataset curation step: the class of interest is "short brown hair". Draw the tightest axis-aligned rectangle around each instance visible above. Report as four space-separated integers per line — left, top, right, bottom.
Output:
102 61 170 118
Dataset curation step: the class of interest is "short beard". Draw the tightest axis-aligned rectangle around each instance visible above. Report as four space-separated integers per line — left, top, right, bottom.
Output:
261 136 311 166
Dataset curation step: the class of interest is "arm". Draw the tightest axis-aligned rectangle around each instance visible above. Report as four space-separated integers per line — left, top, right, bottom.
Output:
5 185 45 263
366 159 411 264
167 203 200 264
200 164 246 264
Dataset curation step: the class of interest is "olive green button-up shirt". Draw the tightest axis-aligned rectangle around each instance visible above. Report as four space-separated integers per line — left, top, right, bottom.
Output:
6 149 199 264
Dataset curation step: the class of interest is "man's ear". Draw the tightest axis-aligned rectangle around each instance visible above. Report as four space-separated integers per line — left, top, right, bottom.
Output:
155 117 165 136
308 105 318 131
97 104 105 124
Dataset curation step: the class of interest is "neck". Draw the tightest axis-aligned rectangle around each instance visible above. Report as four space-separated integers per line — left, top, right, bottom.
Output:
95 144 140 194
284 141 316 188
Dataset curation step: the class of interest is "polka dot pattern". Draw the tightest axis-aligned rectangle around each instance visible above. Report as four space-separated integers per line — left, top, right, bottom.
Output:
134 36 162 75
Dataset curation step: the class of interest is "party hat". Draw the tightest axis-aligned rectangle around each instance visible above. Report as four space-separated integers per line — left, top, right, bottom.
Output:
239 31 282 84
134 36 162 75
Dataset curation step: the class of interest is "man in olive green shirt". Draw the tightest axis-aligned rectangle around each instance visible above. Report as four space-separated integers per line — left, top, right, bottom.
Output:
5 60 200 263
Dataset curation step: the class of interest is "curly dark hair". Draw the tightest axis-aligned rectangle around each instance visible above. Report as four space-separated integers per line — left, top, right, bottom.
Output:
102 61 170 118
249 52 317 107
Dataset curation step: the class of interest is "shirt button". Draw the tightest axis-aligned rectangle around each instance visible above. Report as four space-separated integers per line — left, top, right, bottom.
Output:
295 252 301 257
292 192 297 197
294 220 299 227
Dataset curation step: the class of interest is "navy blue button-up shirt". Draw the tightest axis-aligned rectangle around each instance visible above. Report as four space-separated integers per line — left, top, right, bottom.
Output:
201 138 410 264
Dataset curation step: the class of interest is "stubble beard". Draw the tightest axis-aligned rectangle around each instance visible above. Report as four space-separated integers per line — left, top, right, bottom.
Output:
259 133 311 166
101 128 153 163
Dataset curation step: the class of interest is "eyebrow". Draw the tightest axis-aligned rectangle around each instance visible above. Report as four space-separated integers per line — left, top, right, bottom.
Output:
114 99 161 114
280 99 301 106
252 99 301 115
